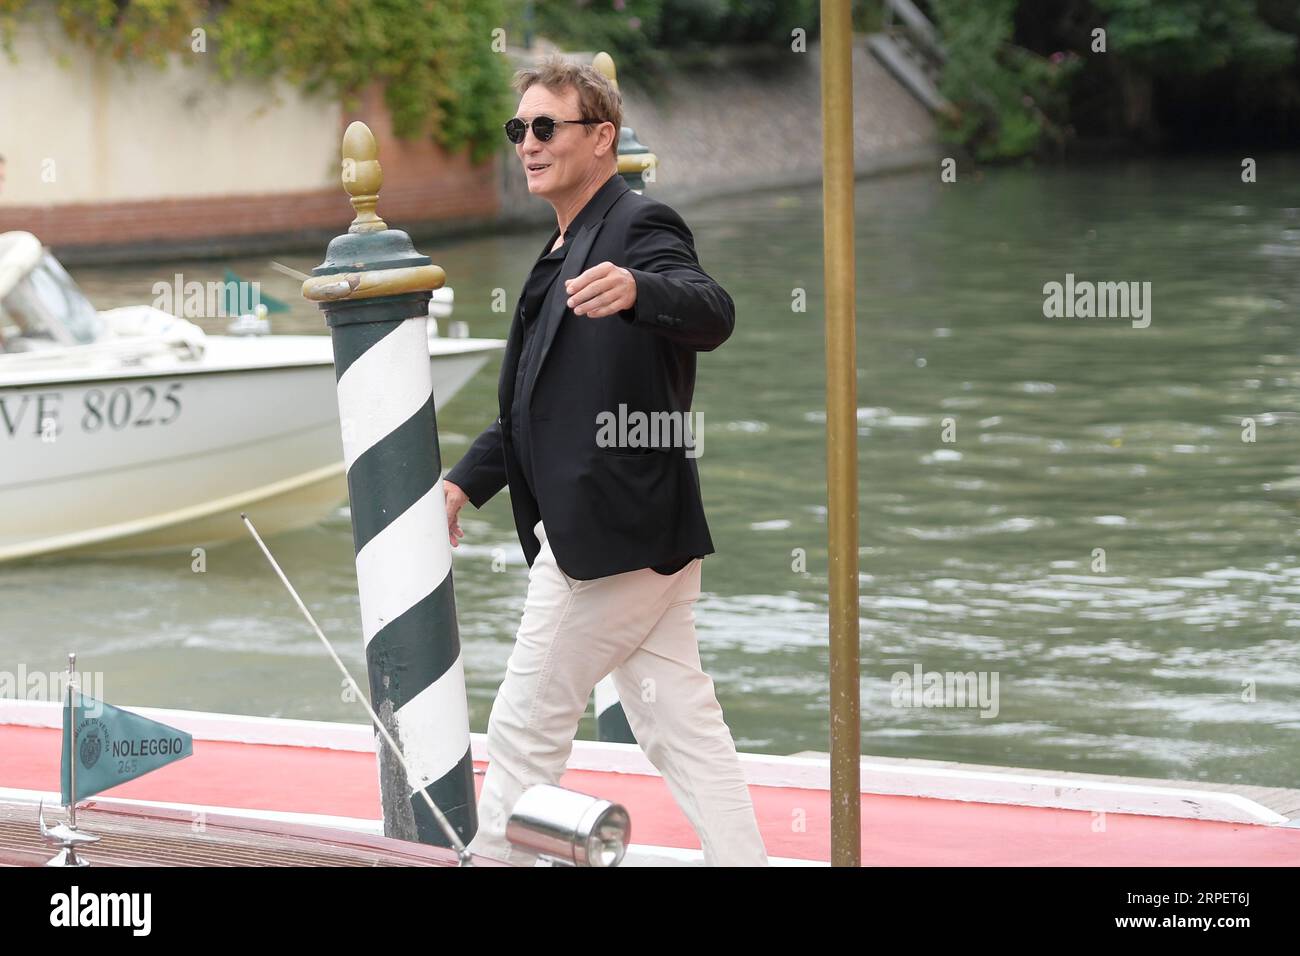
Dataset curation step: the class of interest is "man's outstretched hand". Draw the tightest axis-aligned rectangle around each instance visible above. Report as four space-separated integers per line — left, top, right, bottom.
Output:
566 261 637 318
444 479 467 548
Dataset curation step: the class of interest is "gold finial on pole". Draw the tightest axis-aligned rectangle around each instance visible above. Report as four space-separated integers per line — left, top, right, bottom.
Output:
341 121 387 234
593 51 618 91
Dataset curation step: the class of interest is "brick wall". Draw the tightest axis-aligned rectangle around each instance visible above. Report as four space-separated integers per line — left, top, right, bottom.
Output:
0 83 499 260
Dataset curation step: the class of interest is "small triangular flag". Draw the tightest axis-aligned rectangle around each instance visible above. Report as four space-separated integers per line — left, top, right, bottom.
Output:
60 691 193 804
223 268 289 313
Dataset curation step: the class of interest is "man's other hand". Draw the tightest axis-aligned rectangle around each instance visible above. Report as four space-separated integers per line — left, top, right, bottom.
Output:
565 261 636 318
445 479 468 548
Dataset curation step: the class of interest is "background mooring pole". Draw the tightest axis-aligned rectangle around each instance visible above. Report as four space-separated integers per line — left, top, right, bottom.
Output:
594 52 657 193
820 0 863 867
302 121 476 847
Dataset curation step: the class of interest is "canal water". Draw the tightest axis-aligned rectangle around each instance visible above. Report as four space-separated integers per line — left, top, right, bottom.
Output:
4 154 1299 788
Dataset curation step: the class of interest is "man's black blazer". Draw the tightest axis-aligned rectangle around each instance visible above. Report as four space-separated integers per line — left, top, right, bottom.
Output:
445 171 735 580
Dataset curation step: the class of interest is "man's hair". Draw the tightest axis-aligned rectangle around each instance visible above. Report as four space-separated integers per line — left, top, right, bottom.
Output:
512 55 623 137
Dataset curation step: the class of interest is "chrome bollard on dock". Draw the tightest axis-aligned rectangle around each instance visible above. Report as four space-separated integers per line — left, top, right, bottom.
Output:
302 121 476 848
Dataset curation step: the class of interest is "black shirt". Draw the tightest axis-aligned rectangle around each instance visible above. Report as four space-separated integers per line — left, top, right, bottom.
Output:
510 234 567 502
510 175 696 576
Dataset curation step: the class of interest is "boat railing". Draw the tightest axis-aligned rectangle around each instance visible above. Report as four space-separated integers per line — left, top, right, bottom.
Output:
0 332 204 369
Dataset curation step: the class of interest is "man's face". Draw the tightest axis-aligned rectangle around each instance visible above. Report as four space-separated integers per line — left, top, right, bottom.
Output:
514 84 612 201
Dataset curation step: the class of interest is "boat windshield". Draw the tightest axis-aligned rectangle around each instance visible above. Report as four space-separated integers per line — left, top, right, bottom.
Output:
0 247 103 352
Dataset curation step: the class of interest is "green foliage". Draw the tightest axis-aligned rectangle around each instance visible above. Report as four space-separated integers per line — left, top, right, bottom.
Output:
852 0 885 35
526 0 661 68
1094 0 1295 75
665 0 818 45
0 0 25 54
932 0 1297 159
212 0 512 162
1 0 512 162
519 0 818 74
49 0 203 64
931 0 1079 162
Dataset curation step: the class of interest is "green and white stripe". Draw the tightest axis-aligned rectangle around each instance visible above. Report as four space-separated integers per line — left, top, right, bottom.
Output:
330 311 476 845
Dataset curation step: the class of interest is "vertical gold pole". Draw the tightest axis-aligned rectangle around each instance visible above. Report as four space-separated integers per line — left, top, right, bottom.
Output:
820 0 861 867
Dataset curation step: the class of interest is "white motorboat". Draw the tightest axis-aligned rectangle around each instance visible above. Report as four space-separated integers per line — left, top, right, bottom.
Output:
0 232 504 562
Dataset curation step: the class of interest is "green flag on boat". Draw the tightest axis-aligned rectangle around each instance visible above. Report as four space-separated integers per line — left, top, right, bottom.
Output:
223 268 289 315
60 690 193 804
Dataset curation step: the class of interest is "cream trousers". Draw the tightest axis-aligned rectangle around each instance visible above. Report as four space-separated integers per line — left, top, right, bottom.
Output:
466 520 769 866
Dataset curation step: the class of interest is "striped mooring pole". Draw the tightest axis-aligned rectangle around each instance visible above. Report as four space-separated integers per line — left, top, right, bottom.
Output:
594 52 657 192
592 52 657 745
302 121 476 847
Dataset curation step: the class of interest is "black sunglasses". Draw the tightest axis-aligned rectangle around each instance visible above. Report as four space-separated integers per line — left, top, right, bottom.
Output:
505 115 604 144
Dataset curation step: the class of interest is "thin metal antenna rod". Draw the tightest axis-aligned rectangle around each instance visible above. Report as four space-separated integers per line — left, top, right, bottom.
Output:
240 513 472 864
268 260 310 281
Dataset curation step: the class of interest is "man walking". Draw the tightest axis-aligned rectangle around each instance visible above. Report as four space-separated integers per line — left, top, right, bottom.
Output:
443 57 768 867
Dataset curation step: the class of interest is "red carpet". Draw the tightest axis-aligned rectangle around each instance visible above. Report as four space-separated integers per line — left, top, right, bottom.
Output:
8 724 1299 864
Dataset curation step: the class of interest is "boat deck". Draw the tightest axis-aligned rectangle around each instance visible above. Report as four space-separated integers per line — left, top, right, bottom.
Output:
5 706 1300 866
791 751 1300 824
0 797 505 867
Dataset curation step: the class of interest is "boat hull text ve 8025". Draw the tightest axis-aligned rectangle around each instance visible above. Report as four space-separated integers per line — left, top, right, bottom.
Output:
0 231 504 561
